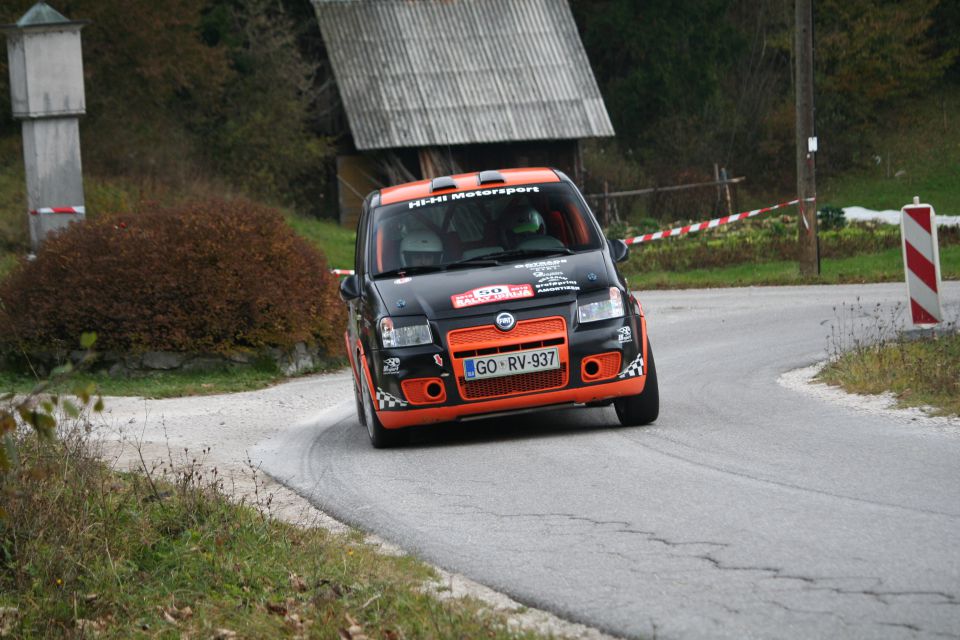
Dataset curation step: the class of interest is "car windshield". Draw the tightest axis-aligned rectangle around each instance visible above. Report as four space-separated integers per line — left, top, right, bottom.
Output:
368 182 603 276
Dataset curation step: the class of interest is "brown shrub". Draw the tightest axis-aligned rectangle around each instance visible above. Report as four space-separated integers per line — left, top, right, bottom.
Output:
0 199 346 355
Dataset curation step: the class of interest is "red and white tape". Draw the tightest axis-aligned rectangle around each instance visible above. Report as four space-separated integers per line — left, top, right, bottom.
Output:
622 199 811 245
329 197 815 273
900 200 942 326
29 205 85 216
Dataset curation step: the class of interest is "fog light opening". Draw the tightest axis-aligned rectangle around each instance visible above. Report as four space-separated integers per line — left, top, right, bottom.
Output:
426 381 444 399
584 359 600 377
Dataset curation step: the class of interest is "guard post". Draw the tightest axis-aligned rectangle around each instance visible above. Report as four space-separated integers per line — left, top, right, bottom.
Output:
900 196 943 327
2 2 87 251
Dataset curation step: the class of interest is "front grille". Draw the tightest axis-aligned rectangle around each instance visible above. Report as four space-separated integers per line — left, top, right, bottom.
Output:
458 364 568 400
448 316 569 401
448 317 565 349
453 337 564 359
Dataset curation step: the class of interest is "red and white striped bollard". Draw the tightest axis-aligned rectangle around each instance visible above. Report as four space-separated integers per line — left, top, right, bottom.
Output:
900 197 942 327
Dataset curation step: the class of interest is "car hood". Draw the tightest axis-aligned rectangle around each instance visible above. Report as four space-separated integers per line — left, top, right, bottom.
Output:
371 251 612 320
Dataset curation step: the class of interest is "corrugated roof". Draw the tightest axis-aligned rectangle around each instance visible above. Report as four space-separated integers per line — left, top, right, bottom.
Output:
313 0 615 150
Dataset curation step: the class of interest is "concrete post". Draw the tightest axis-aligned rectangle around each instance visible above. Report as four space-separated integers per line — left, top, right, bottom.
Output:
2 2 87 251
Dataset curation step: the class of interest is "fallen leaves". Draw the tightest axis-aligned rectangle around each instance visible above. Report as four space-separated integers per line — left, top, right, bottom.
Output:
289 572 308 593
74 617 108 635
0 608 19 637
338 613 368 640
159 603 194 627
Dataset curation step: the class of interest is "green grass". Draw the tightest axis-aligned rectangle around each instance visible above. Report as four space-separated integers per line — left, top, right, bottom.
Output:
819 331 960 417
820 88 960 213
0 360 346 399
286 214 356 272
0 252 18 279
1 431 548 639
625 244 960 289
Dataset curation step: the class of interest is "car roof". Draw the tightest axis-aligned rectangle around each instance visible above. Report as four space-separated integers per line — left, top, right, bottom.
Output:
379 168 561 206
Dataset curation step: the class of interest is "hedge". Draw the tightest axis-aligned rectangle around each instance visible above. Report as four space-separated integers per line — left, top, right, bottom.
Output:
0 199 346 357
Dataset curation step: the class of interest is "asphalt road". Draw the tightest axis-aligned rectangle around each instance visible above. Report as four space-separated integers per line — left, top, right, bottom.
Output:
256 282 960 640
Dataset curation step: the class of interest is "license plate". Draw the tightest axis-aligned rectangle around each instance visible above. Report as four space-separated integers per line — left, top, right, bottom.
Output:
463 347 560 381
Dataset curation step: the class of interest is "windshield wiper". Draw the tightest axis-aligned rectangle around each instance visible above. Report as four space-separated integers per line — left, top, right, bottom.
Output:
376 248 575 278
451 247 574 266
374 264 447 279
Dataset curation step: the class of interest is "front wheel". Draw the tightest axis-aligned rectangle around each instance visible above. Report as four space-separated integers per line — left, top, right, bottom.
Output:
352 353 366 427
360 365 408 448
614 344 659 426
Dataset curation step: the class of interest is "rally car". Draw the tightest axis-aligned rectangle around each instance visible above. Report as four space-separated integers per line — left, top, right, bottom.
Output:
340 168 658 447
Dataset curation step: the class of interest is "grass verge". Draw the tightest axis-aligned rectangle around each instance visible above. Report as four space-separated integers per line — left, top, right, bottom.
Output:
0 360 346 399
625 244 960 289
816 299 959 416
818 325 960 417
286 214 356 272
0 430 547 639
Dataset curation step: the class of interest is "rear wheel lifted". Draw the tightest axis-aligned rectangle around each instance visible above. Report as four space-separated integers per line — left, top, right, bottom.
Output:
614 343 659 426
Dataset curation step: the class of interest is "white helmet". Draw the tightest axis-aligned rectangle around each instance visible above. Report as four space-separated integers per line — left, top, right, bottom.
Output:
507 205 545 235
400 229 443 266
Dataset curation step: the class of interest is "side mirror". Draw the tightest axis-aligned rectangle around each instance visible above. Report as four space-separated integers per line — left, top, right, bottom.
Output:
607 238 630 263
339 274 361 301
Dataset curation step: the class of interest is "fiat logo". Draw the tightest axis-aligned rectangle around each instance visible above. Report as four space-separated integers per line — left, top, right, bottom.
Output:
495 312 516 331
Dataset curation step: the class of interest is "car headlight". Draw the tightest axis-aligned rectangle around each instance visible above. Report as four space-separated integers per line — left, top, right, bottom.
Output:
379 316 433 348
577 287 625 324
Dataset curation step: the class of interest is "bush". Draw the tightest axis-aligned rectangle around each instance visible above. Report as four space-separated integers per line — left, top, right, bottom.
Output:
818 205 847 231
0 199 346 356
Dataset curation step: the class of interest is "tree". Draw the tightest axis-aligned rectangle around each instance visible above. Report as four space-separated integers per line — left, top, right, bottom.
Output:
570 0 742 173
199 0 333 211
814 0 957 168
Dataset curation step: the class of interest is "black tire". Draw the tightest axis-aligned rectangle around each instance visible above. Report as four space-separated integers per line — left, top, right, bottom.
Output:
359 364 408 448
614 344 659 426
352 355 366 427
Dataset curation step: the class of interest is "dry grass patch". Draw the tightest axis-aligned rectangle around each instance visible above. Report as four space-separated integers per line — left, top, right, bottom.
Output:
818 301 960 416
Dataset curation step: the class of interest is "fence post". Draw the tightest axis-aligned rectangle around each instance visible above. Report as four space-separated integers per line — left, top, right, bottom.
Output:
721 167 733 216
713 163 721 214
602 179 609 227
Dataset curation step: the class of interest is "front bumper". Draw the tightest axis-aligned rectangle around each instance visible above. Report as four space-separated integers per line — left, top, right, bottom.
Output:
377 373 648 428
363 302 648 429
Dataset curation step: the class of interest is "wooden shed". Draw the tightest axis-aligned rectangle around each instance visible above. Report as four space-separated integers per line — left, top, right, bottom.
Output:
312 0 615 228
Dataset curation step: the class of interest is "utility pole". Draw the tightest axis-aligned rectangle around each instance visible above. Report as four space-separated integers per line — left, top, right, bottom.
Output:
795 0 819 276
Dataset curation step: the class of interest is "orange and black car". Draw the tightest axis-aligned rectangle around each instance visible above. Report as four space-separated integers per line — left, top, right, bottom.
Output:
340 168 658 447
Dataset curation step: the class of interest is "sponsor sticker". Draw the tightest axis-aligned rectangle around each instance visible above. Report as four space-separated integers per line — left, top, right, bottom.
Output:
394 277 412 285
618 327 632 343
407 186 541 209
451 284 534 309
511 259 579 292
383 357 400 375
433 354 443 367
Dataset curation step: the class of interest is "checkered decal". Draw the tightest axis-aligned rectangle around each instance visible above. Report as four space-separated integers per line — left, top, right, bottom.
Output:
376 388 408 410
618 352 645 379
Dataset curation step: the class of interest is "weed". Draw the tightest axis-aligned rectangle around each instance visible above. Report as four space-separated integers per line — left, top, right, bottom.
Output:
819 300 960 416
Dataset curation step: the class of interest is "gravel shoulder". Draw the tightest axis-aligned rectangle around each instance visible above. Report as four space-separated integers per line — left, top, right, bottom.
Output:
92 369 618 640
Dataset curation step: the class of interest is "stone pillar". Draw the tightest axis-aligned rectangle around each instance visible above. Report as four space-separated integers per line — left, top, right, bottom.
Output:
2 2 87 251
